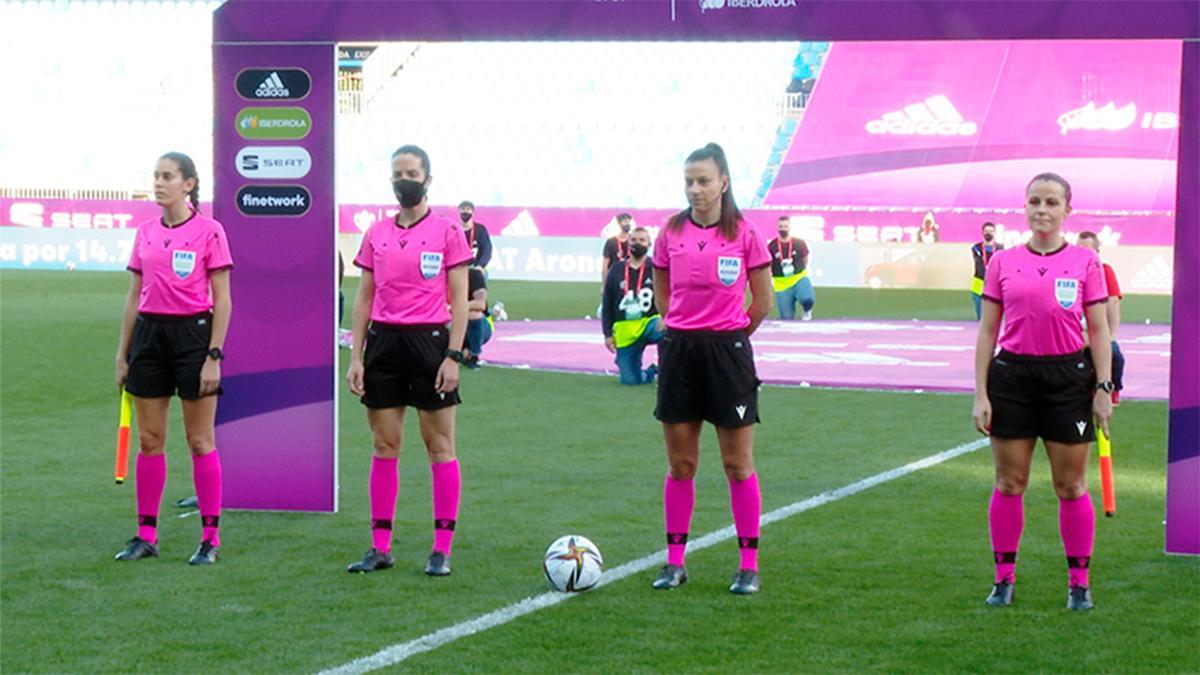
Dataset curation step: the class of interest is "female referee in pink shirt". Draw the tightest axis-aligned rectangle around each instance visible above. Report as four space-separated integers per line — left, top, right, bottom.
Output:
114 152 232 565
345 145 472 577
973 173 1113 611
650 143 773 595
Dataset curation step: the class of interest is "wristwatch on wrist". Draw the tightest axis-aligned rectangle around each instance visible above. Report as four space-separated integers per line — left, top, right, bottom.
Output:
1095 380 1115 394
207 347 225 362
445 349 466 364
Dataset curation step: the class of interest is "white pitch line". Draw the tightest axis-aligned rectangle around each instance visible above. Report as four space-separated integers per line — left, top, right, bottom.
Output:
176 510 200 519
319 437 990 675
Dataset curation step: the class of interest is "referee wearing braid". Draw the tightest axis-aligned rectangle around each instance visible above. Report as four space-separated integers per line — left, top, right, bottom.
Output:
115 152 232 565
650 143 773 595
601 226 663 385
346 145 473 576
973 172 1112 611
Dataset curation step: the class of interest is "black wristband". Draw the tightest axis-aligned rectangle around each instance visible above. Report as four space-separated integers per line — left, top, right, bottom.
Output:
445 349 467 364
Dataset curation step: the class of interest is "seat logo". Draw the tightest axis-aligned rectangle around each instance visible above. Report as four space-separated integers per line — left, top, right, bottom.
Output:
236 146 312 179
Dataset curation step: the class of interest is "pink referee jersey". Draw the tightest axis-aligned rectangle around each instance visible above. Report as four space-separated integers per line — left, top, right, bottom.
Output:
651 215 771 332
982 243 1108 356
126 211 233 315
354 209 472 325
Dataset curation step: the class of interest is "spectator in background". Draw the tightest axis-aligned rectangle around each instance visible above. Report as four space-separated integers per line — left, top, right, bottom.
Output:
458 200 492 269
600 212 634 285
601 226 663 385
1077 231 1124 404
917 211 940 243
970 222 1003 320
767 216 815 321
464 266 492 369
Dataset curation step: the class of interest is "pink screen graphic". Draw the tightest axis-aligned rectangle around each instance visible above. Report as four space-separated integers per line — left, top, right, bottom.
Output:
765 40 1181 245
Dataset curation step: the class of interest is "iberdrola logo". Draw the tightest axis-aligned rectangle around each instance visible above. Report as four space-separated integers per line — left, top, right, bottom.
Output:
1057 102 1137 135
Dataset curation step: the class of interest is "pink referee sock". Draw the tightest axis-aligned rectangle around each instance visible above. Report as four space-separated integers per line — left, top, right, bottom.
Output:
135 453 167 543
431 459 461 555
728 473 761 572
370 456 399 553
989 489 1024 584
192 450 223 547
663 475 695 567
1059 493 1095 588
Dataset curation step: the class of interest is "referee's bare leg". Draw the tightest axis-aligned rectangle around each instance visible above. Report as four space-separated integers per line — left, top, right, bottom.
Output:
115 396 170 560
654 421 702 589
1045 439 1095 604
418 407 459 575
182 394 222 562
718 426 761 593
989 438 1034 596
351 407 404 572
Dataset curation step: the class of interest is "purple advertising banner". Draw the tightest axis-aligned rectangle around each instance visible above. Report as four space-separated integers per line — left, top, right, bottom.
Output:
214 1 1199 43
337 203 1176 248
0 198 215 230
0 197 1173 247
213 44 336 511
767 40 1181 230
1166 41 1198 555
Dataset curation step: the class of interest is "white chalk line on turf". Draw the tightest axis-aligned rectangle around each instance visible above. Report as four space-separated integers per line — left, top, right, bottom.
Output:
319 437 989 675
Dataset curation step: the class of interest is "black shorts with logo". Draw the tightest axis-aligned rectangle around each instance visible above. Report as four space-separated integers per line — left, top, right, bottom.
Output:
361 322 460 411
655 330 760 428
125 313 217 400
987 350 1096 443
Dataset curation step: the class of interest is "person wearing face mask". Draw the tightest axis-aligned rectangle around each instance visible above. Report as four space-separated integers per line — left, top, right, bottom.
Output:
345 144 473 577
601 212 634 285
463 265 493 369
973 172 1112 612
767 216 815 321
601 226 663 385
970 222 1004 320
458 200 492 269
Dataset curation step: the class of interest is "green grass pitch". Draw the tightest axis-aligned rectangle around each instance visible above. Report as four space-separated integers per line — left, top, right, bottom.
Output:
0 271 1194 672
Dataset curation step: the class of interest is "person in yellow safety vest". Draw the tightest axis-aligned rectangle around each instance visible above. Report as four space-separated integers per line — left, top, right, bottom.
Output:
602 227 664 385
767 216 815 320
970 222 1003 320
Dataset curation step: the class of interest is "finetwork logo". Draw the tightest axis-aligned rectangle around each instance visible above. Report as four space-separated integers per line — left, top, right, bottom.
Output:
865 95 978 136
699 0 797 12
236 186 312 217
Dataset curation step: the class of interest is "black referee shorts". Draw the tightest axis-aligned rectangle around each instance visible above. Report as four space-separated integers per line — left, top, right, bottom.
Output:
987 350 1096 444
125 312 217 400
655 330 760 428
361 322 461 411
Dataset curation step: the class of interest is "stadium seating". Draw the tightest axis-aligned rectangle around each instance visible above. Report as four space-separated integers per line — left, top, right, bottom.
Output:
749 42 829 206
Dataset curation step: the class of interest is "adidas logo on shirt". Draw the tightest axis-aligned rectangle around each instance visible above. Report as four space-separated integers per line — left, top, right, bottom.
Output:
865 95 978 136
255 72 291 98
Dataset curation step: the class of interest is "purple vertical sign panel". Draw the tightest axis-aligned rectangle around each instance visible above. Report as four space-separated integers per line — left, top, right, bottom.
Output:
1166 41 1199 555
212 43 336 511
